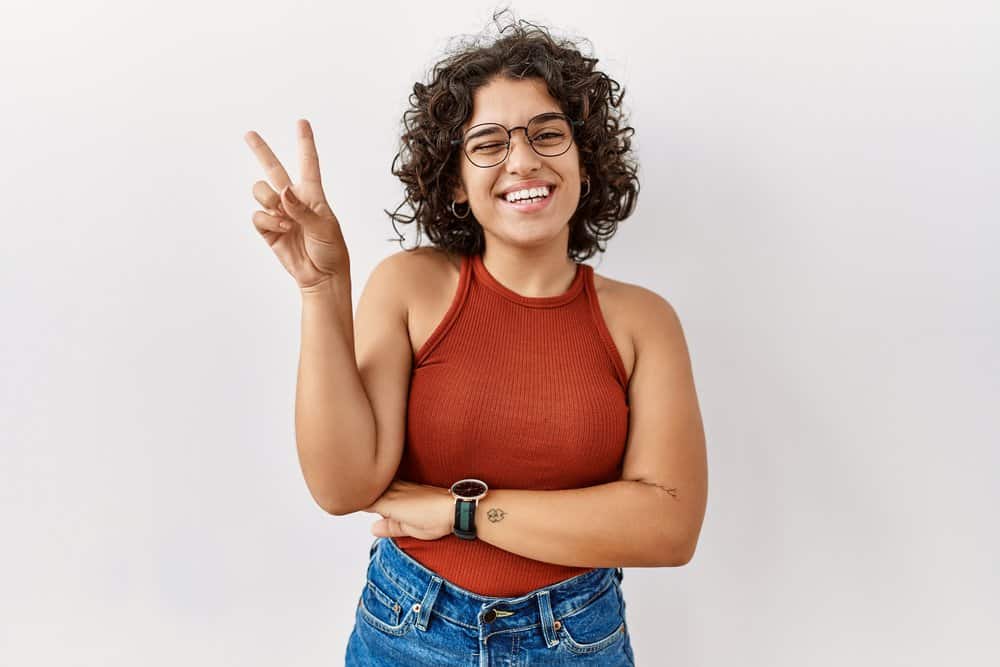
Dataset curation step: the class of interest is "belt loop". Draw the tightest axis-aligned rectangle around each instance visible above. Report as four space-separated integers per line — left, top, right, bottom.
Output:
414 575 443 632
368 537 381 558
615 566 624 583
536 590 560 648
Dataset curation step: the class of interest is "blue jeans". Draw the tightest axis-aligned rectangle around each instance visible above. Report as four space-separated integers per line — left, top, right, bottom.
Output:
346 536 636 666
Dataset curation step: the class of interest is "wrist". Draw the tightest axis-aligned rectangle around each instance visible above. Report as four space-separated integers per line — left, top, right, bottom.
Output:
442 492 455 536
449 478 489 540
300 276 351 300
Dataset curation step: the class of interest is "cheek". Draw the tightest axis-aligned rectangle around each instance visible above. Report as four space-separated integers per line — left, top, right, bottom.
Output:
464 174 493 201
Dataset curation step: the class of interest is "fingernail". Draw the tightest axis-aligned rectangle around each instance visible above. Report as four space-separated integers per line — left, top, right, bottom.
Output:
284 187 298 204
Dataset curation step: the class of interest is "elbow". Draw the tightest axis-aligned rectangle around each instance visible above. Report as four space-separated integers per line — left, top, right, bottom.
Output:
670 532 701 566
316 493 364 516
656 530 698 567
310 479 379 516
319 487 382 516
672 541 697 566
320 495 371 516
321 502 354 516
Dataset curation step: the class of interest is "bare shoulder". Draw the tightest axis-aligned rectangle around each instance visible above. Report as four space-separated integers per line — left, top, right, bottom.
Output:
619 280 689 371
591 271 686 374
383 246 462 358
625 281 683 335
378 244 457 271
375 246 460 298
589 269 642 384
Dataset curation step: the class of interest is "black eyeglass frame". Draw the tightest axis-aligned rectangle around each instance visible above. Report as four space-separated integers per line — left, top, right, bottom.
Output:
450 113 585 168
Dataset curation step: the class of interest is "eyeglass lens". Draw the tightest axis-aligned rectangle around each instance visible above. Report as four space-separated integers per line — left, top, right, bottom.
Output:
463 114 573 167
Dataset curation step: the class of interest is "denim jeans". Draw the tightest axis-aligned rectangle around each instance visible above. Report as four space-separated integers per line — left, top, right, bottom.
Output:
346 536 636 666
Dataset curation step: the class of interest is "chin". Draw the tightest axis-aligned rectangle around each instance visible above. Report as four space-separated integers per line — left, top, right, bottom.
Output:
492 219 571 247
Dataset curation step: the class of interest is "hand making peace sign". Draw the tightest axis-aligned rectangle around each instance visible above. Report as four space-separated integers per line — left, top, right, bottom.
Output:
244 119 350 291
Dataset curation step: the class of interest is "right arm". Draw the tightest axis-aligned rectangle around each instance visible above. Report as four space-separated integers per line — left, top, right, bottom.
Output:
243 120 410 516
294 253 413 515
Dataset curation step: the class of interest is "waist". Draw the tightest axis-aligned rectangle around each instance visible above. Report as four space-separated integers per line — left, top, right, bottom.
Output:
392 534 603 597
369 537 623 630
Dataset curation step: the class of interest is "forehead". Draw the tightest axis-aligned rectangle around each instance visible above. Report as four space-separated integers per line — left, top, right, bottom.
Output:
464 77 563 129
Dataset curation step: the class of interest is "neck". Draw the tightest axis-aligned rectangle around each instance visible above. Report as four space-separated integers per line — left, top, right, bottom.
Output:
479 245 577 298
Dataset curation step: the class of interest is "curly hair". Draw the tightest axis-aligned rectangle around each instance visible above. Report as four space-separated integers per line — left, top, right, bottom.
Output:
384 6 640 263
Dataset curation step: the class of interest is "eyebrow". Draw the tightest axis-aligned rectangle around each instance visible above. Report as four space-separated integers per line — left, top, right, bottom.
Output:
464 111 564 139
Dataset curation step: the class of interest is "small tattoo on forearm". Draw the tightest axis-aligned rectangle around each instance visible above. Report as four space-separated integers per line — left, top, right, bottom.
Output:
636 480 680 500
486 508 506 523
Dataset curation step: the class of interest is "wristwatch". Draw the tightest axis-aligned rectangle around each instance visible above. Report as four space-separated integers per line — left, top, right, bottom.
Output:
449 478 489 540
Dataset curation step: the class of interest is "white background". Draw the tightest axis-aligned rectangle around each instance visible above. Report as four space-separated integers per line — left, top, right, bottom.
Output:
2 1 997 665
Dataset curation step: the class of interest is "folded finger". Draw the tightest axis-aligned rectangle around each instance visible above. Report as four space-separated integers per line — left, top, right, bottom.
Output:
252 209 295 234
252 180 286 215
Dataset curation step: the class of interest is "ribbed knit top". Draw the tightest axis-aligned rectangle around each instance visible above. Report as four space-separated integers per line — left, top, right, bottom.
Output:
393 251 630 596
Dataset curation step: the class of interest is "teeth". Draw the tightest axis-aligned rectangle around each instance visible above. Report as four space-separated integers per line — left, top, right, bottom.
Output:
504 186 550 203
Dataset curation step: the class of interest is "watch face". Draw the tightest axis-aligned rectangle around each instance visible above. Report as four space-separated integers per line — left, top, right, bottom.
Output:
451 479 487 498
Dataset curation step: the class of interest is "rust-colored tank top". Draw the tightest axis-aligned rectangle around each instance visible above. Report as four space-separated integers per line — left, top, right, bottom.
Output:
394 251 630 596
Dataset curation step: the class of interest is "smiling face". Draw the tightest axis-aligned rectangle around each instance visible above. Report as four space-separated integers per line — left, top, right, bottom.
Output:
452 76 586 253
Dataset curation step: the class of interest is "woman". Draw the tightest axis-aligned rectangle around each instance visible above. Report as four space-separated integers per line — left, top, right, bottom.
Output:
244 10 707 666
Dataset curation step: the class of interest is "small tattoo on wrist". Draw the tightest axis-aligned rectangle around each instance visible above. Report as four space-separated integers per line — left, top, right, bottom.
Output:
487 508 506 523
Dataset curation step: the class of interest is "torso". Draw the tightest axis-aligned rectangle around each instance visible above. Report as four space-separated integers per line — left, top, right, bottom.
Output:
402 246 636 385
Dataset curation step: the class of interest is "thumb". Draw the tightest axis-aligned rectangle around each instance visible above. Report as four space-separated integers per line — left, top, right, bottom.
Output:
280 185 317 225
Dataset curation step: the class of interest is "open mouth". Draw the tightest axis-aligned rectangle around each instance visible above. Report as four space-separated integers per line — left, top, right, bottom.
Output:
497 186 556 213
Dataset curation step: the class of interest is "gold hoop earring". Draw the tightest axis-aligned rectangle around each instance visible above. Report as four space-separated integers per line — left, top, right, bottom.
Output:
450 200 471 219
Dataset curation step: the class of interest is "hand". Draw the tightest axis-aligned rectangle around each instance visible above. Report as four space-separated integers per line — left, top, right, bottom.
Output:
362 480 454 541
244 119 351 291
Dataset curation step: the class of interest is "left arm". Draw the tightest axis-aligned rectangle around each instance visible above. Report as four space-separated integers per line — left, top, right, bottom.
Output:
472 480 686 568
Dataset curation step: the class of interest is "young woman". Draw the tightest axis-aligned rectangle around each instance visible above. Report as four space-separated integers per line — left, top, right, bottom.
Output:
244 11 707 666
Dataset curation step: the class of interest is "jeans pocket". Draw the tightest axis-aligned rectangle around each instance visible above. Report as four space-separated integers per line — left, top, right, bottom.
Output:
357 556 418 637
556 577 628 656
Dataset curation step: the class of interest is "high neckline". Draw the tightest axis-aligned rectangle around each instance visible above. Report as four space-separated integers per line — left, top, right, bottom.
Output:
471 252 586 308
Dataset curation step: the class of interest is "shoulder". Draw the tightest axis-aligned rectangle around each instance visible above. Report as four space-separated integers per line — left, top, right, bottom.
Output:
378 245 459 272
419 245 463 271
374 245 461 289
378 245 463 319
592 270 685 354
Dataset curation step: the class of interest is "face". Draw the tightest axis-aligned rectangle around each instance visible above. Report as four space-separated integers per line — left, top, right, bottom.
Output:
452 76 586 251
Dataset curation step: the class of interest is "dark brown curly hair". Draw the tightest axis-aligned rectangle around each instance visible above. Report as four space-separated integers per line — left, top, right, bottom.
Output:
384 7 640 263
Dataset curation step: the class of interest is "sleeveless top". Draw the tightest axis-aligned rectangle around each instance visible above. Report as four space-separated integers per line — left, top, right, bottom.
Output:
393 251 630 596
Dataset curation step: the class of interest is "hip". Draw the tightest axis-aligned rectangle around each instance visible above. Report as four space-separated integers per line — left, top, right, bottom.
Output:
346 536 636 666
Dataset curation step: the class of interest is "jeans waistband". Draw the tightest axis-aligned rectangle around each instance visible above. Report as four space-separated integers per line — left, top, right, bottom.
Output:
367 536 624 639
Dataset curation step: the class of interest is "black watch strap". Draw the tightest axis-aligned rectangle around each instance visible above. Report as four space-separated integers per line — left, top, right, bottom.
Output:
453 499 478 540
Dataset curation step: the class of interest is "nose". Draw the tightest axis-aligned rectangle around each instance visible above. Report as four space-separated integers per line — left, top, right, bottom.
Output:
505 129 541 173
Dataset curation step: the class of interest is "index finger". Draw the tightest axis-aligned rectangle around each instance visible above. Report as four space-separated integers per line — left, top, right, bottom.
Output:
295 118 322 186
243 130 292 192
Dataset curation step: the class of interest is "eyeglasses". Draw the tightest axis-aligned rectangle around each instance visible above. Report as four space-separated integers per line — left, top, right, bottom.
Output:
451 112 584 168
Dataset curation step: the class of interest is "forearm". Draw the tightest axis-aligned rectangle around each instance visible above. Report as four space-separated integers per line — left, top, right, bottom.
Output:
474 480 691 568
295 278 376 514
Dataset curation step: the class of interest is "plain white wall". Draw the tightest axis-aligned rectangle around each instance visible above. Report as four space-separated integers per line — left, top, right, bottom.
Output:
2 0 997 664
